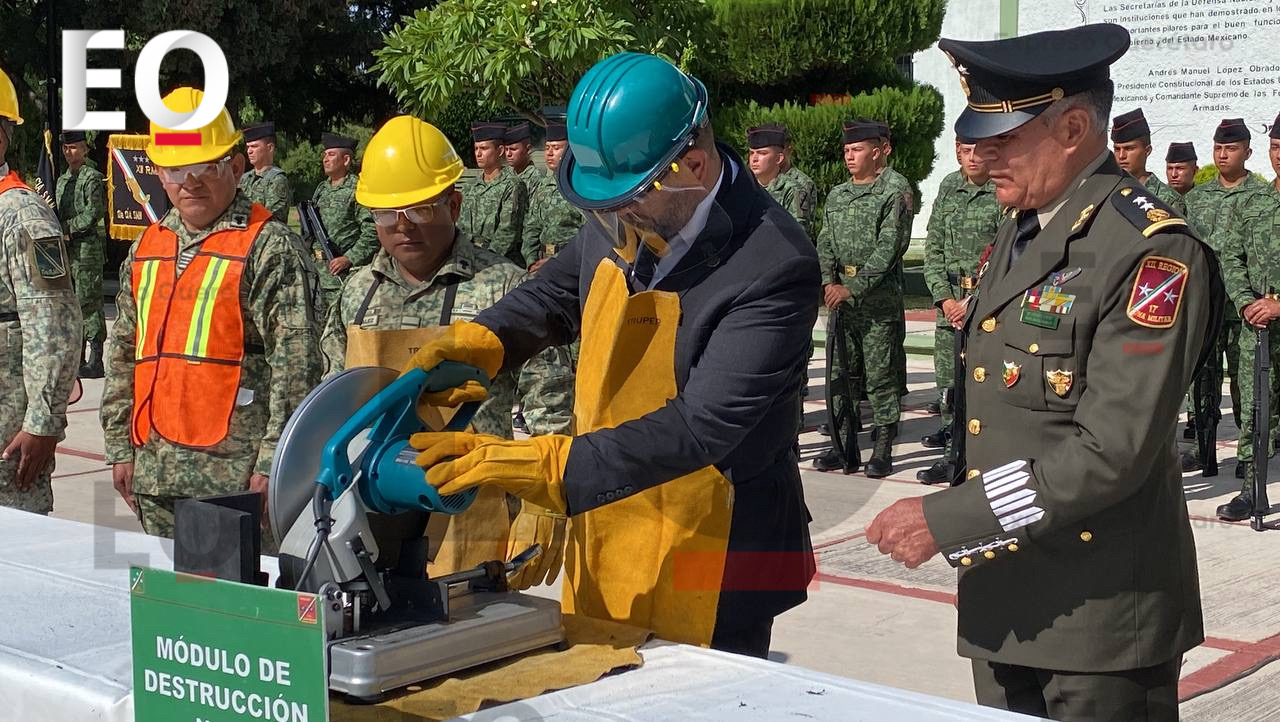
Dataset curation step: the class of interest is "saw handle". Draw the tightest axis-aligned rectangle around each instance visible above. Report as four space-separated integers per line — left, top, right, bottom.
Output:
316 362 488 508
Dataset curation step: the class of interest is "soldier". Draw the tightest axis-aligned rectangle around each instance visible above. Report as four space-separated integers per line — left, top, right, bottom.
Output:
503 122 544 193
0 67 81 515
1270 114 1280 194
101 88 321 539
917 137 1001 484
814 120 909 477
876 120 913 403
56 130 107 378
1111 108 1183 213
459 122 528 267
237 121 291 224
311 131 378 307
320 115 572 585
747 123 816 237
1217 184 1280 520
1165 141 1197 197
779 136 819 233
521 121 584 273
867 25 1221 719
1182 118 1273 475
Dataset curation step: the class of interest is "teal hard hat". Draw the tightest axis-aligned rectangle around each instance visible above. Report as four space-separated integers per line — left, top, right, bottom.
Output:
558 52 709 211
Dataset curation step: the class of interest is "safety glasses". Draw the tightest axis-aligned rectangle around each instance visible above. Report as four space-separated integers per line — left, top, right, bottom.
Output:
369 195 451 228
157 157 232 186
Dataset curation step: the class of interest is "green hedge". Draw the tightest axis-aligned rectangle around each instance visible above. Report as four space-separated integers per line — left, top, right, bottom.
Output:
715 84 945 199
703 0 945 87
1191 165 1271 186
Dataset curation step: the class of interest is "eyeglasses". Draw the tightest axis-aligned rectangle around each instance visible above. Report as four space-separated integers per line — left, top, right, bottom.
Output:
157 157 232 186
370 195 451 228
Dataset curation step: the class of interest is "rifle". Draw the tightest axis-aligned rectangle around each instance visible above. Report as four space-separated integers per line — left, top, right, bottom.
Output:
1193 353 1222 477
825 304 861 473
297 200 344 269
1252 325 1272 531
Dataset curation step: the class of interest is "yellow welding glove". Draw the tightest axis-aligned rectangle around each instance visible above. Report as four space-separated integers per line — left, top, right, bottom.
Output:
504 500 567 590
400 321 505 407
409 431 570 515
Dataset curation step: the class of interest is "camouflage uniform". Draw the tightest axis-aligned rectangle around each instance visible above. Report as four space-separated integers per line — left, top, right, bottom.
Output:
1217 187 1280 471
521 172 584 265
238 166 292 224
0 166 81 514
1142 173 1185 216
514 164 545 201
763 167 818 240
1184 172 1273 437
55 163 107 345
310 172 378 305
458 167 528 267
320 231 573 437
817 172 910 427
101 193 322 537
879 165 915 398
922 171 1002 429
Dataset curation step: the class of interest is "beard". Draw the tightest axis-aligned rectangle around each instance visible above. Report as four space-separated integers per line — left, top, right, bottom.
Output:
621 188 704 240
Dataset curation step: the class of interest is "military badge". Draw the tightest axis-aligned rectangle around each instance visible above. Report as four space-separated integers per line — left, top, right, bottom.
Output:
1070 204 1096 232
843 265 858 278
1046 369 1073 397
1003 361 1021 388
1051 267 1083 287
1126 255 1188 328
31 237 68 279
1147 208 1170 223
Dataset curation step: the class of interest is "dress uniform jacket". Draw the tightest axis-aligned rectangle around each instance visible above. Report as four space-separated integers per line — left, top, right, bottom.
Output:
471 144 819 628
922 155 1222 672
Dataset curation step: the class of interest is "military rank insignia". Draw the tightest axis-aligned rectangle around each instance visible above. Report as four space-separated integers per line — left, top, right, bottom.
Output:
1126 255 1188 329
1046 369 1073 397
1020 285 1075 329
1003 361 1021 388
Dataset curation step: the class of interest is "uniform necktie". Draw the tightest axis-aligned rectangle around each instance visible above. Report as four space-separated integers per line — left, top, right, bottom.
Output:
1009 210 1041 264
631 246 658 290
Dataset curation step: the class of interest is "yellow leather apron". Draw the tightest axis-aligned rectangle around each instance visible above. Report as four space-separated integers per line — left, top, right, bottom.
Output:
563 259 734 646
344 277 510 577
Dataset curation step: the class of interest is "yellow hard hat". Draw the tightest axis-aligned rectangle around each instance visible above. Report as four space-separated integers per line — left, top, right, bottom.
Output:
356 115 463 208
0 67 23 125
145 87 242 167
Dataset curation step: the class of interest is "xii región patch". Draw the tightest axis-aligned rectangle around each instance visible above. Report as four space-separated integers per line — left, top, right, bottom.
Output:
1126 255 1187 329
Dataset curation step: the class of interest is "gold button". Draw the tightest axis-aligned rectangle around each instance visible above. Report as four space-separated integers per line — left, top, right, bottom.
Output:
968 419 981 435
1007 543 1019 552
973 367 987 383
1028 342 1040 354
967 469 981 480
981 317 997 333
960 556 973 566
1079 531 1093 543
984 551 996 559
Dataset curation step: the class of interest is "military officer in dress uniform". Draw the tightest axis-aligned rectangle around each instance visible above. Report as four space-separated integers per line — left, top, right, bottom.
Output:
866 24 1222 720
1111 108 1184 213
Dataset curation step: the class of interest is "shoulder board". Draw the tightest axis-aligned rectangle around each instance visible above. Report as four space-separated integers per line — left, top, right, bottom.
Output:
1110 183 1187 238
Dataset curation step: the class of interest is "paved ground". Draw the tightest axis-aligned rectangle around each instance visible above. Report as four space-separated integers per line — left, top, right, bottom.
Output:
48 308 1280 720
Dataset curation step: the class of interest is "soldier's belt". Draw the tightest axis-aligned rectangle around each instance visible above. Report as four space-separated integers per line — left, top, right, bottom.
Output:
947 272 978 291
0 311 16 323
838 265 889 279
70 230 94 240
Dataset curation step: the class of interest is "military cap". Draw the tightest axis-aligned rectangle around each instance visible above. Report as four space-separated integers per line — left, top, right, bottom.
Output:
504 122 532 144
875 121 891 142
956 133 979 145
242 122 276 142
471 122 506 143
1165 142 1196 164
939 23 1130 139
60 130 87 144
545 122 568 142
1110 108 1150 143
1270 113 1280 140
1214 118 1250 143
747 123 789 149
842 120 880 144
321 132 357 151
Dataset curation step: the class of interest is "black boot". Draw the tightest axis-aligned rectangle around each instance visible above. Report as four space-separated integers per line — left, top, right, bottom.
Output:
1179 449 1202 473
924 399 941 415
78 339 105 379
920 427 949 449
917 459 954 485
1217 486 1254 522
865 424 897 478
1182 421 1196 440
813 448 858 473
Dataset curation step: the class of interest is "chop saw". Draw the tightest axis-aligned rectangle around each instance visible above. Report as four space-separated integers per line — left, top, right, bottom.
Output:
270 363 565 701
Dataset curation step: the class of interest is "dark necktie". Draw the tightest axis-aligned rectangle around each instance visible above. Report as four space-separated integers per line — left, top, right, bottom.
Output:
631 246 658 290
1009 210 1041 265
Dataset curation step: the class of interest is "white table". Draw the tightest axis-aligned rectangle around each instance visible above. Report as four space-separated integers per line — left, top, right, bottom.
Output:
0 509 1033 721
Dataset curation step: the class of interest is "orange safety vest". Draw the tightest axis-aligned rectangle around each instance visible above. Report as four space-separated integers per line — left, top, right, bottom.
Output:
0 170 30 195
130 205 272 448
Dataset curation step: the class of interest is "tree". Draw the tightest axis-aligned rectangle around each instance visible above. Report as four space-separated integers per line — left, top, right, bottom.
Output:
373 0 713 125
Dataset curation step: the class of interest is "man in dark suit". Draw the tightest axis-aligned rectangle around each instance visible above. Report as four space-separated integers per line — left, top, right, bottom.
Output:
401 52 818 658
866 23 1222 720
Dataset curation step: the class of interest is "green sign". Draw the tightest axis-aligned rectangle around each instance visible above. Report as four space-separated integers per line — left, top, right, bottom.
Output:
130 567 329 722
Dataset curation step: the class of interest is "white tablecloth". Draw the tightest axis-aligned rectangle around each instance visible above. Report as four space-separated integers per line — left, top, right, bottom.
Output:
0 508 1030 721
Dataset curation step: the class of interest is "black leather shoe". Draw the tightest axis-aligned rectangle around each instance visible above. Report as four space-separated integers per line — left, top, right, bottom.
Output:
1217 493 1254 522
924 399 941 415
813 449 853 473
1179 450 1202 473
917 460 953 485
920 428 949 449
